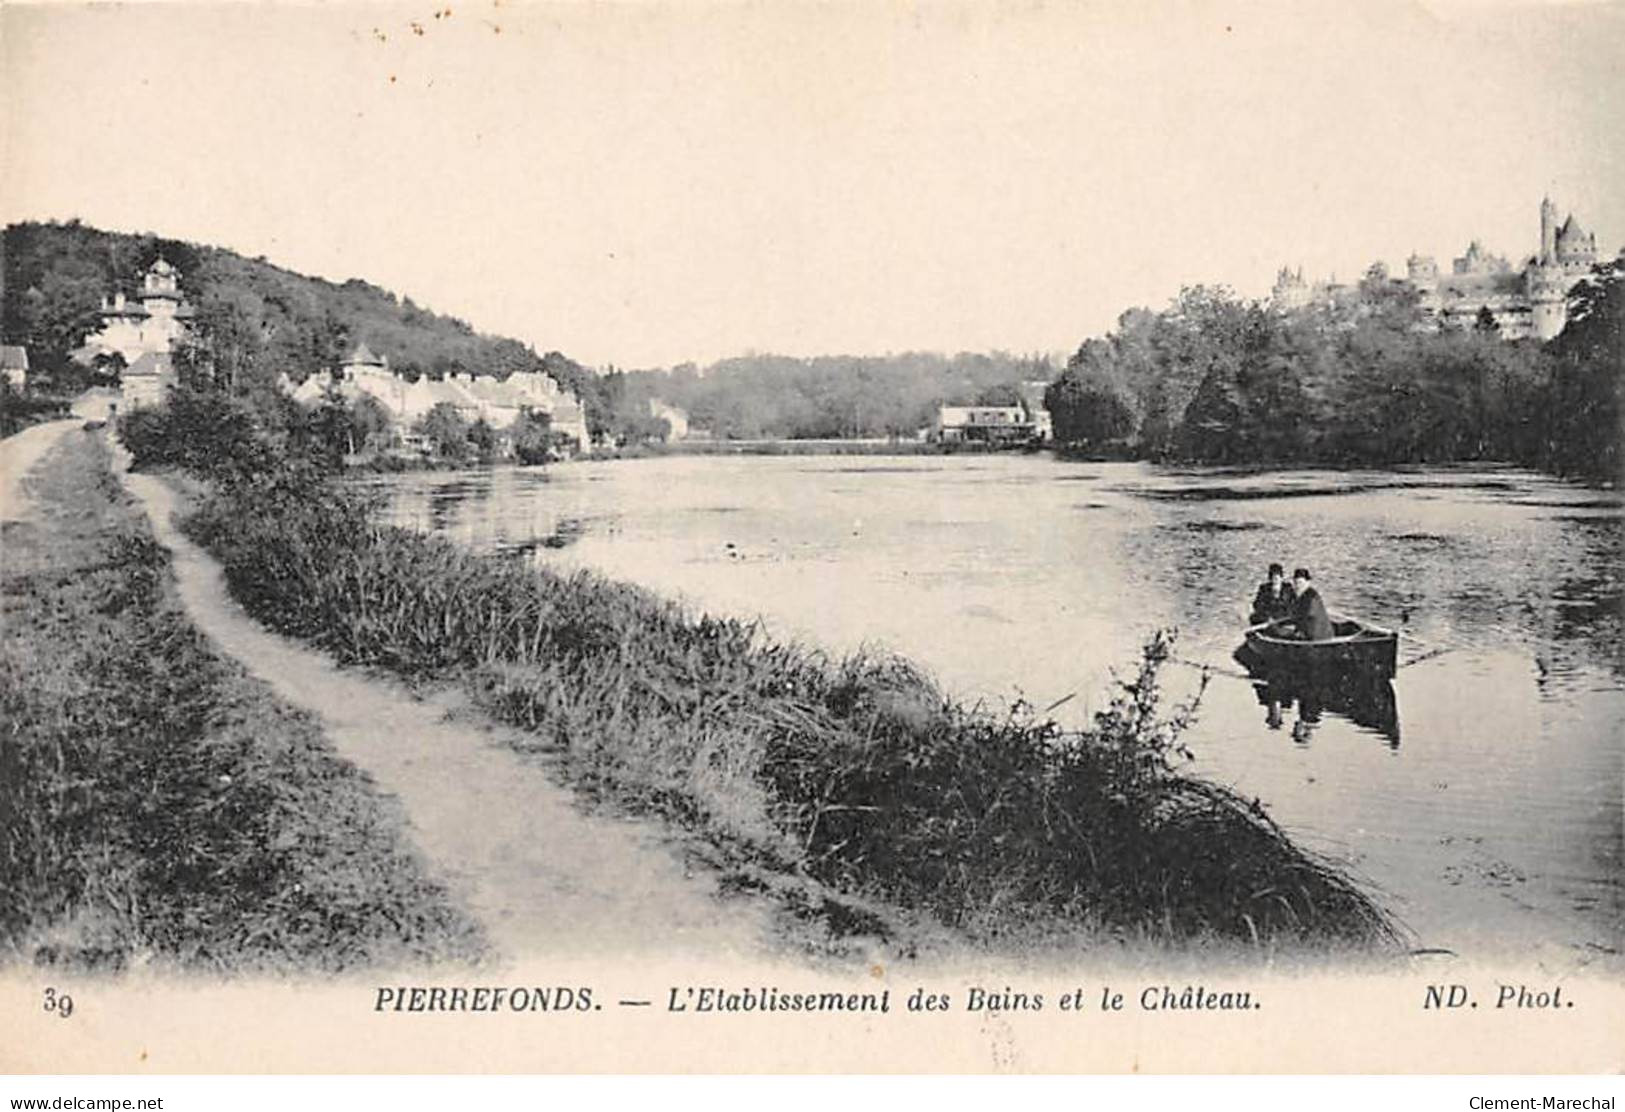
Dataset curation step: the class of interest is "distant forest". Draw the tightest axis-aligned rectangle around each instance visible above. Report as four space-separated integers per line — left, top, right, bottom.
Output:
1044 267 1623 483
603 352 1055 441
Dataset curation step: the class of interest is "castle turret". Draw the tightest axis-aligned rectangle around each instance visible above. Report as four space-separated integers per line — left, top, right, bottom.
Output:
141 257 182 302
1554 213 1599 274
1406 252 1439 290
339 341 389 379
1540 196 1559 265
1526 257 1569 341
1270 265 1310 311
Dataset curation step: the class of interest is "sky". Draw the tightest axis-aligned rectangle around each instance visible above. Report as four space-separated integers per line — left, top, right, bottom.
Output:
3 0 1622 369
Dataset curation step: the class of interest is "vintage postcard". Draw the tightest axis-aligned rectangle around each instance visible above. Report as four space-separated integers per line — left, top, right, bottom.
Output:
0 0 1620 1078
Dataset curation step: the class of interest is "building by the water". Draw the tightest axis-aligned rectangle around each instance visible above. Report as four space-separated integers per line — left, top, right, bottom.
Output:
285 342 593 454
1272 197 1609 340
931 405 1039 445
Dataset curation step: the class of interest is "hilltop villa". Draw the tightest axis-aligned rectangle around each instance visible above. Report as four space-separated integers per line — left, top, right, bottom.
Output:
74 257 195 408
1271 197 1613 340
284 343 593 454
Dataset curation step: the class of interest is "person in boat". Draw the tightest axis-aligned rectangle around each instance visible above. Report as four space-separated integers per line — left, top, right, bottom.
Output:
1288 567 1335 641
1249 562 1297 626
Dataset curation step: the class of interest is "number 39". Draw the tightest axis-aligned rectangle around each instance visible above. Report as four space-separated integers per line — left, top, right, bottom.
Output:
43 987 74 1019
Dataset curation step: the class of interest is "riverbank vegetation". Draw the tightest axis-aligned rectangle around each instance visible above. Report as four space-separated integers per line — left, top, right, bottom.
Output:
0 431 484 971
117 396 1399 953
1045 261 1623 483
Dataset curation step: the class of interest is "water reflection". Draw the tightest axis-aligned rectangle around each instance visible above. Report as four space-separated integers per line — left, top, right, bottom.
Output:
1245 669 1401 749
498 517 589 558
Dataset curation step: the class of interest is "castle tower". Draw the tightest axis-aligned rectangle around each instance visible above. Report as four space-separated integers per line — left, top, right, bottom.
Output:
142 257 182 301
339 341 389 380
137 257 189 349
1554 213 1599 275
1540 196 1559 265
1406 252 1439 290
1527 256 1569 341
1270 265 1310 311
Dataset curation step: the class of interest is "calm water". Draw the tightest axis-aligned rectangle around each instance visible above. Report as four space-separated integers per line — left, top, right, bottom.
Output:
365 455 1624 960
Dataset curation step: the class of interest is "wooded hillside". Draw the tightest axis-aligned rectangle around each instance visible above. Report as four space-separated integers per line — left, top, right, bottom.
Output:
1 220 607 432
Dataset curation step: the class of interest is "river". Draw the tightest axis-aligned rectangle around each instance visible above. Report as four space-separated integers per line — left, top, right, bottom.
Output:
364 454 1623 962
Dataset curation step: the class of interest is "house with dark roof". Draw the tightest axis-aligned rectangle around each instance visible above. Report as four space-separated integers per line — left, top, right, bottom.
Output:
121 351 176 410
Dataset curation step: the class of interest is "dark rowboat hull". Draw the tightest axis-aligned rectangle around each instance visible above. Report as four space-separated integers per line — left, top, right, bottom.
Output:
1239 618 1398 682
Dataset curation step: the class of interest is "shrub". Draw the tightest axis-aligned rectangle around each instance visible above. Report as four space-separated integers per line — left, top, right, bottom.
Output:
118 385 280 483
0 381 70 437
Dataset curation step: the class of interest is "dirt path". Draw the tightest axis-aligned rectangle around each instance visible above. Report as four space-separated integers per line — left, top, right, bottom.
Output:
0 420 79 523
119 466 775 966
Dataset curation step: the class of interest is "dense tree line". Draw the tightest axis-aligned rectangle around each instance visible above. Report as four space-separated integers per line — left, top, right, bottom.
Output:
1045 265 1622 482
600 352 1055 441
1 220 612 436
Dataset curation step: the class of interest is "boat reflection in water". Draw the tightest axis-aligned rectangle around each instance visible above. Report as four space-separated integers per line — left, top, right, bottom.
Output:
1244 667 1400 748
1233 616 1401 747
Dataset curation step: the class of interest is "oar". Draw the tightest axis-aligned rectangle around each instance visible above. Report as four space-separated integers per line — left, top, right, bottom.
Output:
1328 611 1466 669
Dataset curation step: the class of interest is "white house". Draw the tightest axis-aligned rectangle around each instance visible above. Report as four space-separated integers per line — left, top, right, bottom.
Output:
648 397 690 440
931 405 1036 444
1 346 28 389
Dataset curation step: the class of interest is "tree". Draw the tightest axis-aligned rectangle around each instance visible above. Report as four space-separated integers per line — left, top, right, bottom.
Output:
416 402 471 461
303 394 356 471
1544 260 1623 481
511 407 554 464
1045 370 1137 448
618 414 672 444
187 289 268 392
467 416 499 461
972 382 1023 406
1178 365 1246 461
351 393 395 453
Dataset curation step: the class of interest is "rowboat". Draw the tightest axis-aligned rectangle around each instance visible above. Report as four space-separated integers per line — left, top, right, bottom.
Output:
1237 616 1399 681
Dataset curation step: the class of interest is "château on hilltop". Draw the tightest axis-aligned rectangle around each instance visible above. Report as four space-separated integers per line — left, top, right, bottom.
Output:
1271 197 1615 340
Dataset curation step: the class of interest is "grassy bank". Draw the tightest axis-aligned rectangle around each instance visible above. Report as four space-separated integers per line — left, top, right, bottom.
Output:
0 431 484 972
142 402 1398 954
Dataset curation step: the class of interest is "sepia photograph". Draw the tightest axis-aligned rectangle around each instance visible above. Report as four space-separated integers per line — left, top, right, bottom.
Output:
0 0 1620 1083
